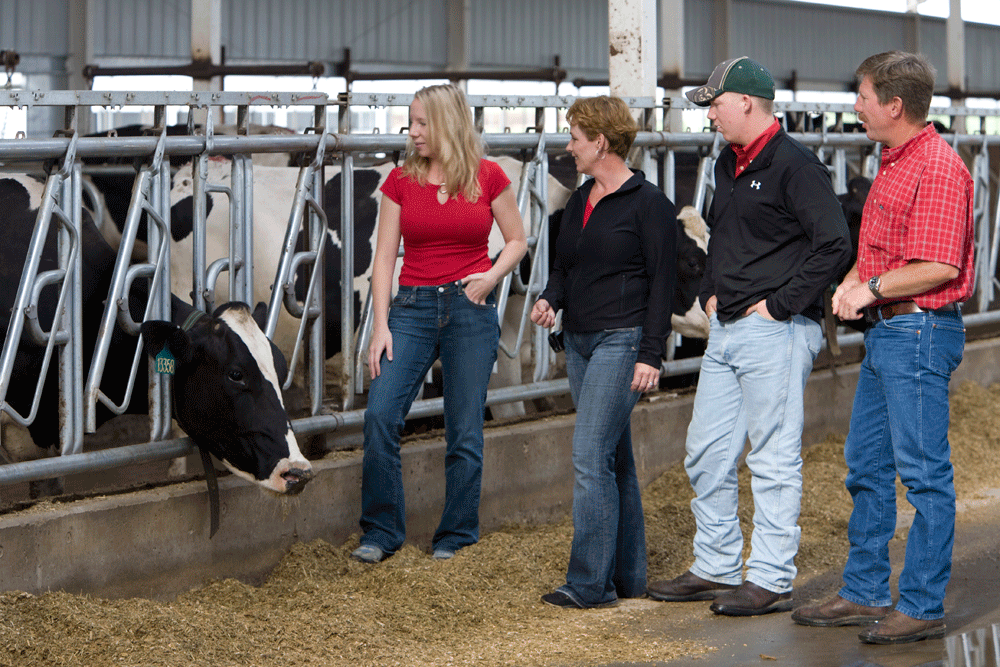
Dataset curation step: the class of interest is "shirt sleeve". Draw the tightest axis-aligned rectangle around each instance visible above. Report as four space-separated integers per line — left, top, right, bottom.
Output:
538 191 582 313
698 196 718 309
379 167 403 204
904 161 973 269
637 190 677 369
480 159 512 203
765 162 853 320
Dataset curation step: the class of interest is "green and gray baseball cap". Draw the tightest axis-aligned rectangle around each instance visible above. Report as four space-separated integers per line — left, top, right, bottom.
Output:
686 56 776 106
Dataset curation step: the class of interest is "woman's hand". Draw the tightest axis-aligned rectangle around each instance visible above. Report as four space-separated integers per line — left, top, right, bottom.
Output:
367 326 393 379
531 298 557 328
631 362 660 393
461 273 497 305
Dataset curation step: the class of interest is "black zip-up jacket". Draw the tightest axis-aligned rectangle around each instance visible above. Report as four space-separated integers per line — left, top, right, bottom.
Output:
700 127 852 323
540 170 676 368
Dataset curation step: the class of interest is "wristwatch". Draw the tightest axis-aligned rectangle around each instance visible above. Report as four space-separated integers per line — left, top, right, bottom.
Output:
867 274 884 300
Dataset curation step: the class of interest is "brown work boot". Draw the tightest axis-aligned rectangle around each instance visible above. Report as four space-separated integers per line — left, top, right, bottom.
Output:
858 609 946 644
647 571 737 602
710 581 793 616
791 595 891 627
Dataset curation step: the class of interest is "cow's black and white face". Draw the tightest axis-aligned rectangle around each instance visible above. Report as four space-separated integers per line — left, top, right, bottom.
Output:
141 302 313 495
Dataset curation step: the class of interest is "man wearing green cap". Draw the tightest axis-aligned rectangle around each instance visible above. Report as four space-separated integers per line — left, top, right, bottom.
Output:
647 56 852 616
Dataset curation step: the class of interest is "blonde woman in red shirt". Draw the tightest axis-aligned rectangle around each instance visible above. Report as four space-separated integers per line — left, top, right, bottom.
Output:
351 84 526 564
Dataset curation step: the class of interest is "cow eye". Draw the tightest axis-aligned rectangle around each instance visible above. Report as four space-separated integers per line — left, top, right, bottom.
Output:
228 369 245 385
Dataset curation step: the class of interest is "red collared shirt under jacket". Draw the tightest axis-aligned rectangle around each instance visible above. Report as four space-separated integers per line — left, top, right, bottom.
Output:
857 123 975 309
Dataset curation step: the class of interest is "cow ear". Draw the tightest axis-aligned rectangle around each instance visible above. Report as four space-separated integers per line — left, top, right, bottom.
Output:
251 302 269 333
141 321 192 363
270 340 289 386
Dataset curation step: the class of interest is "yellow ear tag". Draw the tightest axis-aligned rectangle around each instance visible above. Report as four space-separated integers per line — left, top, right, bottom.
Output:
155 348 176 375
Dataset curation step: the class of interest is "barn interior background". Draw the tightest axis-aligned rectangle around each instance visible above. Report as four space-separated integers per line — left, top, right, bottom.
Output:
2 0 1000 624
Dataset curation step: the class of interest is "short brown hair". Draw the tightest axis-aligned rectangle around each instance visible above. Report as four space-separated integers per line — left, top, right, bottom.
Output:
856 51 936 123
565 96 638 160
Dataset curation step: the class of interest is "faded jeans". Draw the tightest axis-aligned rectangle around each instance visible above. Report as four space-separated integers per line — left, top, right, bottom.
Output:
359 281 499 555
685 313 822 594
557 326 647 607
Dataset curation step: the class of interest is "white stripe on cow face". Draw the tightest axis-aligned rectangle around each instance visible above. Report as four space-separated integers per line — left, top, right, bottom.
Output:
218 307 311 492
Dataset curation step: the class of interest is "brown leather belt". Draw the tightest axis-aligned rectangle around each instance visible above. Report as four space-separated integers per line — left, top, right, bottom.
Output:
863 301 959 323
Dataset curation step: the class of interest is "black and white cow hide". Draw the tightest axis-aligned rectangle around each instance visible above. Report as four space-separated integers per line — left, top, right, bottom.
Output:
0 175 312 498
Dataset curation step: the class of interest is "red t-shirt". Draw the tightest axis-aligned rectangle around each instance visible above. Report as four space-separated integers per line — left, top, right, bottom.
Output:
857 123 975 308
380 158 511 286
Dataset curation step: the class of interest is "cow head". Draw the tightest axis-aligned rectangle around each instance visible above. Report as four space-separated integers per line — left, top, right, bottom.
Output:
141 301 313 495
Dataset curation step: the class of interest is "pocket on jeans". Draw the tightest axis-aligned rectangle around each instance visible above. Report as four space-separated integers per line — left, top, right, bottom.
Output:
928 325 964 374
459 289 496 310
391 289 417 307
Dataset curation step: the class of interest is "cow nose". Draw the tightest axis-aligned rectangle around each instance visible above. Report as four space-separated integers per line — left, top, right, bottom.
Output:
282 467 314 495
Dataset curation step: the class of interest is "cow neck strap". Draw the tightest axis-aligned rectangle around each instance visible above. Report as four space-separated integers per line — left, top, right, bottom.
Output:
200 446 221 538
179 309 220 538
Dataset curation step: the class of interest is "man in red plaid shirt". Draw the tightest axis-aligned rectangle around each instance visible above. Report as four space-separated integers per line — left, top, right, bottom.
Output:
793 51 974 645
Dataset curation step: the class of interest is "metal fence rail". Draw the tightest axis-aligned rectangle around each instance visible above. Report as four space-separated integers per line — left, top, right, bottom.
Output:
1 90 999 488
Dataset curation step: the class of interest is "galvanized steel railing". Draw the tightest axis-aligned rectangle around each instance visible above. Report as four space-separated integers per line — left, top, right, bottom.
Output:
1 90 999 488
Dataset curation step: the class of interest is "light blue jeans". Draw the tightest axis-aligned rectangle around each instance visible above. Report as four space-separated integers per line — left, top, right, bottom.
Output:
685 312 822 593
556 327 647 608
359 281 499 555
839 309 964 620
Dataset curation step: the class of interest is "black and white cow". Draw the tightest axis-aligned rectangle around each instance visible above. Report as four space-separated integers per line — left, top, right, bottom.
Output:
93 152 711 420
164 157 711 353
0 175 312 496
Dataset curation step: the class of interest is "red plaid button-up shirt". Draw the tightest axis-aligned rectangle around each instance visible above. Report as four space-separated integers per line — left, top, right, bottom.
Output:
857 123 975 309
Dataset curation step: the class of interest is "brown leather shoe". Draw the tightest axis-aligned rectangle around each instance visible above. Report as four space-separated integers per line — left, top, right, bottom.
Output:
710 581 792 616
791 595 891 627
858 609 946 644
647 571 737 602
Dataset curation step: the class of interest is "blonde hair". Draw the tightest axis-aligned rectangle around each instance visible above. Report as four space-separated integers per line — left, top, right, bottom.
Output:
402 84 484 202
565 96 638 160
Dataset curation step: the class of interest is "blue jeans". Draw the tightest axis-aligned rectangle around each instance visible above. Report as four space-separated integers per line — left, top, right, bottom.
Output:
839 309 964 620
557 327 647 607
360 281 499 555
685 313 822 593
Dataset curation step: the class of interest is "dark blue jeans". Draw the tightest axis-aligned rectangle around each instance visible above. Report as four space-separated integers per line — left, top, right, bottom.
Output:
359 281 499 555
557 327 647 607
839 309 964 620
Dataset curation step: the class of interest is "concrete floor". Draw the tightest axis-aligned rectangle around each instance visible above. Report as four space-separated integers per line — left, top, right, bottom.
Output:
602 499 1000 667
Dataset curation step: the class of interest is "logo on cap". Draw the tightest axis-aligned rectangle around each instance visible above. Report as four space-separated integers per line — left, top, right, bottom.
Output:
685 56 776 107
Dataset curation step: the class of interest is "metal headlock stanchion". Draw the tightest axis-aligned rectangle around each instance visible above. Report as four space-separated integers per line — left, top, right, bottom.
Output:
1 91 1000 489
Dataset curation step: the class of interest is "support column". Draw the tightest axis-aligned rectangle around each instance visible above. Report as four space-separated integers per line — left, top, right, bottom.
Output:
446 0 471 92
946 0 966 131
946 0 965 92
712 0 733 70
609 0 657 99
609 0 657 179
66 0 94 134
191 0 223 124
660 0 685 133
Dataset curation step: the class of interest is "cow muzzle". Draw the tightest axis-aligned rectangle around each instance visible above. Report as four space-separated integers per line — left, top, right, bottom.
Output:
281 466 314 495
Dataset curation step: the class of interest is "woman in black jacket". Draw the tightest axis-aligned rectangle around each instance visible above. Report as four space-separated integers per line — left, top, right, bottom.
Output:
531 95 677 609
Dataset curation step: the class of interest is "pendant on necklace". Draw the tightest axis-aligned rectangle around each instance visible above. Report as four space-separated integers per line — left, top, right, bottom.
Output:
438 183 447 195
